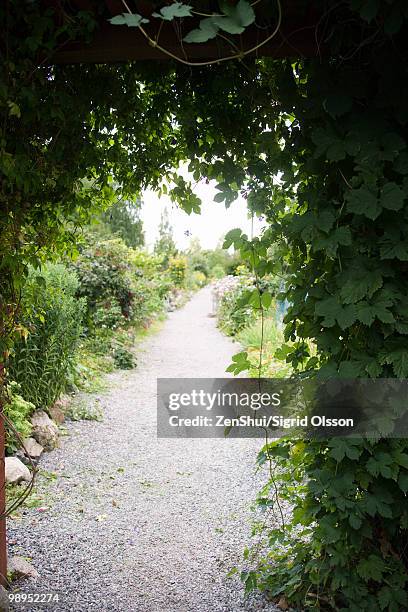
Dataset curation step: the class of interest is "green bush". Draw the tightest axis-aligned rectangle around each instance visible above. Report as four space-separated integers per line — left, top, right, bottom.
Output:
187 270 207 290
210 264 225 279
236 318 291 377
92 299 124 330
4 382 34 455
237 317 281 349
73 239 170 332
214 274 256 336
130 275 166 326
113 346 135 369
168 255 187 287
8 263 85 409
72 238 135 323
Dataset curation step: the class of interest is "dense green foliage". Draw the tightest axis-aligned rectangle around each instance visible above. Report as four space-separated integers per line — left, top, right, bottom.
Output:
250 436 408 610
154 208 177 263
99 198 145 249
8 264 85 410
214 268 280 336
4 382 33 455
72 238 138 325
2 1 408 608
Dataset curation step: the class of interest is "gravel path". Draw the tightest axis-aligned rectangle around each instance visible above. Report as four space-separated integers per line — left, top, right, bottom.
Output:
9 287 278 612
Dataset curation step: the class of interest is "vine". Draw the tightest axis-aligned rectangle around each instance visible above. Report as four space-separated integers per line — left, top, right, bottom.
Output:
110 0 282 67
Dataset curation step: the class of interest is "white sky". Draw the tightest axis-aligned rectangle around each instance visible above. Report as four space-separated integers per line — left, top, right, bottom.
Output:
141 176 264 251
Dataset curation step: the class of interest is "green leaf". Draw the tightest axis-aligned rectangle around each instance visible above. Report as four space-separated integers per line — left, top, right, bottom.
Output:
220 0 255 27
346 186 381 220
234 0 256 26
223 228 243 249
213 16 245 34
214 192 226 203
315 209 336 233
380 234 408 260
314 227 351 255
249 289 261 309
394 451 408 469
315 297 356 329
183 17 219 43
261 292 272 309
357 555 386 582
338 360 364 377
327 141 346 161
109 13 149 27
340 269 383 304
329 439 362 462
380 182 405 211
226 350 251 374
366 453 393 478
384 349 408 377
7 101 21 118
349 514 362 530
378 586 407 611
153 3 193 20
356 299 394 326
336 304 357 329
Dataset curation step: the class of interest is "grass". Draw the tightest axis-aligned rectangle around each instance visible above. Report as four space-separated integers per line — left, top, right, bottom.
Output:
6 467 58 519
70 313 166 393
236 317 292 378
65 398 103 422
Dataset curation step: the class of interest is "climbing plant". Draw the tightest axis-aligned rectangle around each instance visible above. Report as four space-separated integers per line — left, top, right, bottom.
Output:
1 0 408 609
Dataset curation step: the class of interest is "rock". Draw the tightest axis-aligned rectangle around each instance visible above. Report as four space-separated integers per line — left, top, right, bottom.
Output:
31 410 59 451
48 404 65 425
22 437 43 459
0 585 9 611
5 457 31 484
8 556 39 580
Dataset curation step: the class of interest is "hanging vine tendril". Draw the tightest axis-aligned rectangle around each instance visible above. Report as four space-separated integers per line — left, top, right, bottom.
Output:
118 0 282 67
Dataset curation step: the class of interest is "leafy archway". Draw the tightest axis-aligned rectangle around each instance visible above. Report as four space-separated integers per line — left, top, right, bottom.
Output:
1 1 408 609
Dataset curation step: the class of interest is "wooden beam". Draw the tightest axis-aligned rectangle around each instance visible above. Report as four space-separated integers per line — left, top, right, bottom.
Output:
52 21 320 64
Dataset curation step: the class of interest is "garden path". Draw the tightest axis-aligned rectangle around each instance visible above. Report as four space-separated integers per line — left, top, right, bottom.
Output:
9 287 278 612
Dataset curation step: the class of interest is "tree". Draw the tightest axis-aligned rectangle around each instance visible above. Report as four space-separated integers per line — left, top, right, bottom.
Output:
154 207 177 263
100 198 145 248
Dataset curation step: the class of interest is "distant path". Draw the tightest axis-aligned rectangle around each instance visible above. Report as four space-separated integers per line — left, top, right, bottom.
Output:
9 287 278 611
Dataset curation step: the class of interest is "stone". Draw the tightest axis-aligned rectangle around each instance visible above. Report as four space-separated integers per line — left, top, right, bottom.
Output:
0 585 9 611
4 457 31 484
22 437 43 459
31 410 59 451
48 404 65 425
8 556 39 580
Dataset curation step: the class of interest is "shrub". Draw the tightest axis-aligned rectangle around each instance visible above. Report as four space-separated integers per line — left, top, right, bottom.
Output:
210 264 225 279
168 255 187 287
8 263 85 409
72 238 135 323
92 299 124 330
4 382 34 455
113 347 135 369
130 275 166 325
236 318 291 377
187 270 207 290
214 274 256 335
65 398 103 421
